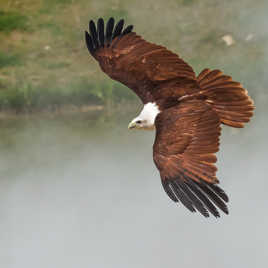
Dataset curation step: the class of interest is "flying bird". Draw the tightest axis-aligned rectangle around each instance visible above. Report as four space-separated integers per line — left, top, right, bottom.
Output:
85 17 254 217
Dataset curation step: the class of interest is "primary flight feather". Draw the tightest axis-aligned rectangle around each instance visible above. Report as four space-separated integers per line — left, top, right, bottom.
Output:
85 17 254 217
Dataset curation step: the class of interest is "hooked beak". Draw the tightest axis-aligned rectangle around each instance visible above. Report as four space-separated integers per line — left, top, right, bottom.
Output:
128 121 136 129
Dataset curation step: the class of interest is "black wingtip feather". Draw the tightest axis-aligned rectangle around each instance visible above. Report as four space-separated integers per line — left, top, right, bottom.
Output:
208 183 229 203
197 182 229 215
122 25 133 35
162 180 177 202
85 31 94 55
175 180 209 217
85 17 134 56
106 17 115 44
113 19 124 39
186 180 221 218
97 18 105 47
169 182 196 213
89 20 99 48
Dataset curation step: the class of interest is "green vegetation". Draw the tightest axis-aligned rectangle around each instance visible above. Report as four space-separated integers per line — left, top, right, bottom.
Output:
0 53 21 68
39 0 73 14
0 0 267 112
0 11 28 32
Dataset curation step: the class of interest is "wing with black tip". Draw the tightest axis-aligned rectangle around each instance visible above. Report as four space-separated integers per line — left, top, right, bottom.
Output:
85 17 196 104
153 100 229 218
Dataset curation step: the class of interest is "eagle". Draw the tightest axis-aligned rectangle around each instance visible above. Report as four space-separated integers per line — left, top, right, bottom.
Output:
85 17 254 217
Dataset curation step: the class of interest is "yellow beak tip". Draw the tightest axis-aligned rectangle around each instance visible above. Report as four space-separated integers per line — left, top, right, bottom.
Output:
128 122 136 129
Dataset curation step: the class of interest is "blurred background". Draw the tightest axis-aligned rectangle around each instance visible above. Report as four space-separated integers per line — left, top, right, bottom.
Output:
0 0 267 267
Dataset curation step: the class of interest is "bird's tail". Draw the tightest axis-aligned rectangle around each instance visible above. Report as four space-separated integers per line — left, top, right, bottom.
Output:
197 69 254 128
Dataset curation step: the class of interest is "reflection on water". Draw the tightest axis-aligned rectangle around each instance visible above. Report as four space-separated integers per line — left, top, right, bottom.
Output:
0 99 267 268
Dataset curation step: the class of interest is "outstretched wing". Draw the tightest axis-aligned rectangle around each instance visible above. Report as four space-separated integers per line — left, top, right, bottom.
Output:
85 17 196 104
153 100 229 217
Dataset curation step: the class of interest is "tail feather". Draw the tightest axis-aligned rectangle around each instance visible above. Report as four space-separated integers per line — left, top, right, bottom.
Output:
198 69 254 128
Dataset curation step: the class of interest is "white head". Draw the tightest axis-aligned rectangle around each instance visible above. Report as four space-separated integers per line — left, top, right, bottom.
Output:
128 102 160 130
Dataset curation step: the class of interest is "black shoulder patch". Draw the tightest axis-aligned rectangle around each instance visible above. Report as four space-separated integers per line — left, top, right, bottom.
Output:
85 17 134 56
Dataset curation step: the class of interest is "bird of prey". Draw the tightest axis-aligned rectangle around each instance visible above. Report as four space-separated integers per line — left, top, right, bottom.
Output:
85 17 254 217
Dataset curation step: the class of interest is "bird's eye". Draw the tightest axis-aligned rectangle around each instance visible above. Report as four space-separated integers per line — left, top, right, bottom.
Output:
136 120 142 124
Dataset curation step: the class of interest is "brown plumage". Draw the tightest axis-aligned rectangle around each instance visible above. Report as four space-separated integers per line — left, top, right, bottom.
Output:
85 17 254 217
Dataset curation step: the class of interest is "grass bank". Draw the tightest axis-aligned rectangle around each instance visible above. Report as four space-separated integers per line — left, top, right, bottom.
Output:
0 0 267 112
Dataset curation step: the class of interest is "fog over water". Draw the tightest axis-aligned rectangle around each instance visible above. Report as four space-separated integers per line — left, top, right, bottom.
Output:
0 98 267 268
1 0 268 267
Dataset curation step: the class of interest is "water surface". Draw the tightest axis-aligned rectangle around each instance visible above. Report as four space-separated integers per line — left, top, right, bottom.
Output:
0 102 267 268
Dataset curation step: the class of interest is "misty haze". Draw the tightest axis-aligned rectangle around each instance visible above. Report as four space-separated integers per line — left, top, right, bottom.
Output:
0 0 267 268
